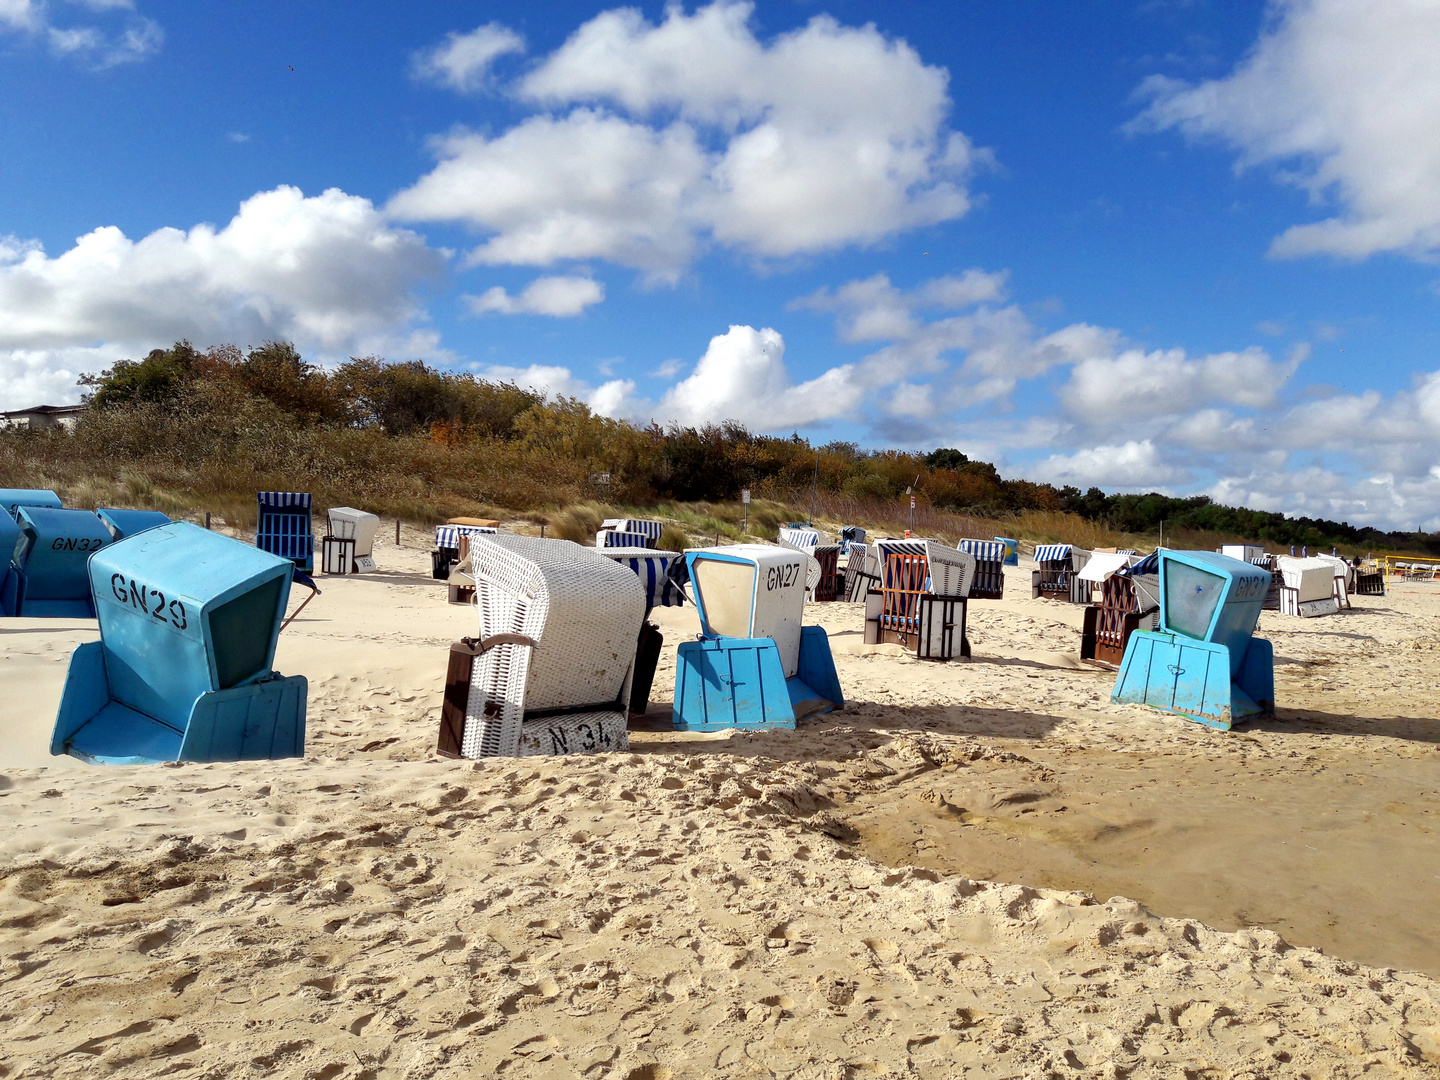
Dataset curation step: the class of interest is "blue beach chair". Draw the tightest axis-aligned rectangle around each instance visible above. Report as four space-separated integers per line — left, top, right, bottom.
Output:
1111 550 1274 730
0 510 19 616
0 488 63 519
97 508 172 541
51 522 308 764
256 491 314 571
8 507 112 617
672 545 842 732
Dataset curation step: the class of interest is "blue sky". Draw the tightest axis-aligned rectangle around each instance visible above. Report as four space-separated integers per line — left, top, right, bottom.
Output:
3 1 1439 529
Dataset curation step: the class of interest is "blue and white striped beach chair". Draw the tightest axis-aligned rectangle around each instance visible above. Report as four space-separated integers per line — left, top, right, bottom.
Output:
256 491 314 572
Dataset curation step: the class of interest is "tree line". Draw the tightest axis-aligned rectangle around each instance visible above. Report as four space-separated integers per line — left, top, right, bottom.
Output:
70 341 1439 555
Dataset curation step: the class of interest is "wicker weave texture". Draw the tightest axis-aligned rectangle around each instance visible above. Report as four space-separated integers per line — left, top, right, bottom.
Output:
461 536 644 758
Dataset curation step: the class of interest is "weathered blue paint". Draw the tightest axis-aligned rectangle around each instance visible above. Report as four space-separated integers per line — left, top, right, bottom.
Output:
0 510 18 616
51 521 307 764
96 508 172 541
11 506 112 617
1112 549 1274 730
0 488 62 519
673 636 796 731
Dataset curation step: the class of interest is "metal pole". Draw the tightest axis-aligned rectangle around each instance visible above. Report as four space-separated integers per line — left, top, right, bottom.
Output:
204 511 211 530
395 519 401 546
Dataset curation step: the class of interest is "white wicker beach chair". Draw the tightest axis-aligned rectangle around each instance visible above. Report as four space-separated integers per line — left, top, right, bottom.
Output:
1276 556 1340 617
438 536 645 758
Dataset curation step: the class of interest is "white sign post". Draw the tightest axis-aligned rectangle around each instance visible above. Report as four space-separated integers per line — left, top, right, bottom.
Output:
741 488 750 533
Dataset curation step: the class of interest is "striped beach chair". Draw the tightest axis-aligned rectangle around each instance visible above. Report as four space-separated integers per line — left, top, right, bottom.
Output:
256 491 314 572
958 538 1006 600
1031 543 1091 603
863 538 975 660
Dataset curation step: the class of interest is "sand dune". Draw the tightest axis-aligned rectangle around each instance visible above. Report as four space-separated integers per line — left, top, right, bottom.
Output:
3 531 1440 1077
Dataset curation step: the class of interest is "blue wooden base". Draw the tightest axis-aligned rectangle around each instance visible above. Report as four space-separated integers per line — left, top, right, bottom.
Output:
53 640 307 764
673 626 843 732
1112 629 1273 730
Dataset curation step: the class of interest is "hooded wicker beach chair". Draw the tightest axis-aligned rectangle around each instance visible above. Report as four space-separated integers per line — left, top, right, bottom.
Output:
325 507 380 574
1313 553 1353 609
595 519 664 550
1354 562 1385 596
958 539 1007 600
1080 552 1159 668
256 491 313 572
843 543 874 602
1276 556 1340 617
432 522 499 579
1032 544 1092 602
437 536 645 759
863 538 976 660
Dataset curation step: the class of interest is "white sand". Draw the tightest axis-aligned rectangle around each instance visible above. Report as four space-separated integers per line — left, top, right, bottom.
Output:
3 531 1440 1078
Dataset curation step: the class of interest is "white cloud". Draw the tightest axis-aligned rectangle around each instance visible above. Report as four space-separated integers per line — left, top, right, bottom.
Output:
1030 440 1188 490
0 186 445 410
1 0 161 65
1060 343 1306 420
389 111 708 282
474 362 635 418
465 275 604 317
412 22 524 92
1132 0 1440 260
389 1 985 277
791 270 1008 342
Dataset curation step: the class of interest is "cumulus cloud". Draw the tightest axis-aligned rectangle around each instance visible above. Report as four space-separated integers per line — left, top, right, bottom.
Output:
0 186 445 410
1060 343 1307 420
1 0 161 65
465 275 604 317
657 325 865 430
474 362 636 419
1029 440 1189 490
1131 0 1440 261
412 22 524 92
389 1 985 278
791 270 1008 342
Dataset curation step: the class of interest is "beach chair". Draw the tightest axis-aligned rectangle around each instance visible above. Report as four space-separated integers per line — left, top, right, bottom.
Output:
595 518 663 549
959 539 1006 600
7 507 112 617
1031 544 1092 603
1276 556 1339 617
672 545 842 731
595 546 685 717
810 544 843 601
256 491 313 572
995 536 1020 566
0 510 19 616
1354 565 1385 596
1312 553 1352 609
96 508 171 541
1220 543 1265 562
1111 550 1273 730
863 538 975 660
1080 552 1159 668
843 543 875 602
1074 551 1140 607
437 536 644 758
51 522 308 764
0 488 62 519
326 507 380 573
433 521 498 578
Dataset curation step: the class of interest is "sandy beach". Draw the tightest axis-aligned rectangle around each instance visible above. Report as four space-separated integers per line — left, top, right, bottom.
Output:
4 529 1440 1077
